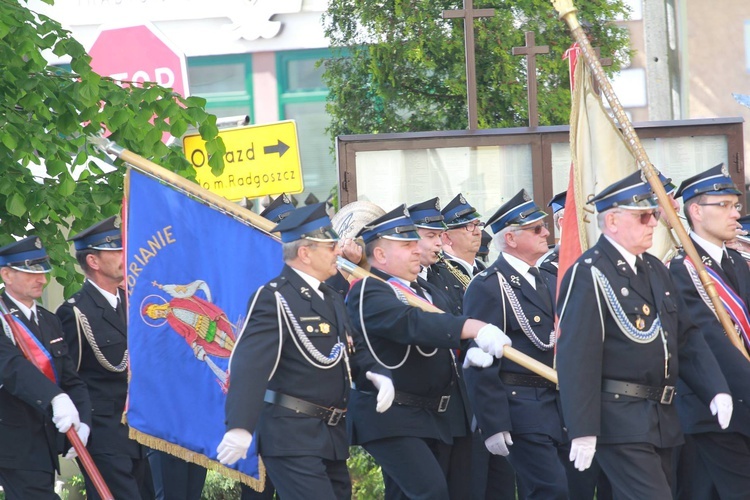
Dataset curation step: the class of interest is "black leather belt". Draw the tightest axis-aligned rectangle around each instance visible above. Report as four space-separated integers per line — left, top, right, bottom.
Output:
264 390 346 426
393 390 451 412
602 378 675 405
500 372 557 390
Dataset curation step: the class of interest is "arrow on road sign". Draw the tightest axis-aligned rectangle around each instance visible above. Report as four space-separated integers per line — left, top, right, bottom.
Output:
264 140 290 157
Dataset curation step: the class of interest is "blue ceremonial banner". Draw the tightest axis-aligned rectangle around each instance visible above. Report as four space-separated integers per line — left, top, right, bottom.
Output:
125 169 283 489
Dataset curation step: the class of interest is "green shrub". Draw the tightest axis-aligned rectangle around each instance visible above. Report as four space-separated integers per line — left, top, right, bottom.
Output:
348 446 384 499
201 470 242 500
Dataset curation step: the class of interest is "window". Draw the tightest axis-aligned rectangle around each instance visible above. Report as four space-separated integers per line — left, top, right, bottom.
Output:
277 49 333 206
187 55 253 122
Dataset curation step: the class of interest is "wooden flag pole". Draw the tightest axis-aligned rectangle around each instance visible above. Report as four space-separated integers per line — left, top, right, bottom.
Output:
549 0 750 360
0 298 114 500
91 136 559 382
338 258 559 383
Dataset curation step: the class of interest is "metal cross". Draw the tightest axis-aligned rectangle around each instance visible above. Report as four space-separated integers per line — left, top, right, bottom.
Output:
512 31 549 128
442 0 495 130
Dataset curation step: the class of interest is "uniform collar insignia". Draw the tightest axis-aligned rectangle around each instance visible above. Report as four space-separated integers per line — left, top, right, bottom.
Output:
510 275 521 286
617 259 626 267
701 255 712 267
584 258 592 264
300 286 311 298
270 282 277 287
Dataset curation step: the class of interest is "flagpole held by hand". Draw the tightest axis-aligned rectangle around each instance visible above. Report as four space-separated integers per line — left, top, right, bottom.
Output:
0 298 114 500
549 0 749 361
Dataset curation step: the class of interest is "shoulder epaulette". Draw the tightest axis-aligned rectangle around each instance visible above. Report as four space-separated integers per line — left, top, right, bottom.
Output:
473 265 499 281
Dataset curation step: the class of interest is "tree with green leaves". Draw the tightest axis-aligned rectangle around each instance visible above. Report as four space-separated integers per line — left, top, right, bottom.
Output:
0 0 225 297
322 0 631 137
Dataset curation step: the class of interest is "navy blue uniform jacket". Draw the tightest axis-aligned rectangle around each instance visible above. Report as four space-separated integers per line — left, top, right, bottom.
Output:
556 236 729 446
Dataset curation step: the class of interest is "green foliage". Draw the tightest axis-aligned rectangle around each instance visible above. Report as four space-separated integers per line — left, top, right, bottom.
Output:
201 470 242 500
0 0 224 297
322 0 631 138
348 446 384 499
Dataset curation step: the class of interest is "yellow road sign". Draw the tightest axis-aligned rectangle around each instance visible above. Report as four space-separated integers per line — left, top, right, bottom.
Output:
183 120 303 201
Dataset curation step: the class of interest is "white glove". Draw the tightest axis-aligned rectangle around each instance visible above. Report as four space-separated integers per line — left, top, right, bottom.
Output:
366 371 395 413
64 423 90 460
217 428 253 465
569 436 597 471
51 394 81 434
484 431 513 456
475 324 512 358
710 393 733 430
462 347 494 369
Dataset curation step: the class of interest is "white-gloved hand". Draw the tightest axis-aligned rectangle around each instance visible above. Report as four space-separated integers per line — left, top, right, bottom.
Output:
475 324 512 358
51 394 81 434
569 436 597 471
484 431 513 456
366 371 395 413
462 347 494 369
217 428 253 465
710 393 733 429
64 423 90 460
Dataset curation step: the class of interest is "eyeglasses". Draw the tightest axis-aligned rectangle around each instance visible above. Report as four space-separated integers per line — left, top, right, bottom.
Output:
513 222 548 234
697 201 743 211
463 221 486 232
617 210 661 224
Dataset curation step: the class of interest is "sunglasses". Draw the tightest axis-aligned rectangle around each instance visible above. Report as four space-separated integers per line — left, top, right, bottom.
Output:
513 221 548 234
618 210 661 225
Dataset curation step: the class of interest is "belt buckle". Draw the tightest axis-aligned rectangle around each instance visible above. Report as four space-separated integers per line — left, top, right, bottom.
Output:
660 386 675 405
438 395 451 413
327 408 345 426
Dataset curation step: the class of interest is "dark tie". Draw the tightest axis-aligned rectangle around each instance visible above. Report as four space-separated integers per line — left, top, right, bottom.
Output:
528 267 552 312
722 253 740 292
634 257 653 295
116 297 126 324
409 281 427 300
30 310 38 325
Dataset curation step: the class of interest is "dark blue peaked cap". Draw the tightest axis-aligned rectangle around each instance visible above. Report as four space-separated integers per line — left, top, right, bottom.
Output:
478 229 491 257
70 216 122 251
260 193 295 224
487 189 547 234
589 171 657 212
547 191 567 214
658 172 676 196
358 204 420 244
272 202 339 243
0 236 51 273
441 193 481 228
675 163 741 202
408 198 447 230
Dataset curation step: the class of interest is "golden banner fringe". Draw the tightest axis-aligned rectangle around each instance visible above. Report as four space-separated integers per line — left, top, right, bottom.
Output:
129 427 266 492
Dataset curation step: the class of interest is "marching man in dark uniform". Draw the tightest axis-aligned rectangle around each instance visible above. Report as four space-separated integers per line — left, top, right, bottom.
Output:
463 189 569 500
407 198 474 498
217 203 395 499
239 194 295 500
0 236 91 499
56 216 150 499
556 171 732 500
440 194 486 287
668 164 750 499
346 204 511 500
